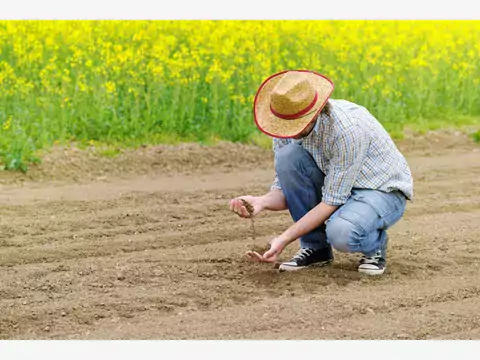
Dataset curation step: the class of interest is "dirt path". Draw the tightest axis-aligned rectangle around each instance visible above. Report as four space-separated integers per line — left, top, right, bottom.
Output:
0 135 479 339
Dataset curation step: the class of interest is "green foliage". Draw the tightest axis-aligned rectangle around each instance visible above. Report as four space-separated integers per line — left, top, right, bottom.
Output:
0 21 479 171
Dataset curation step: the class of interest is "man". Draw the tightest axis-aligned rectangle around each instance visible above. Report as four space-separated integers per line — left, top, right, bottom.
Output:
229 70 413 275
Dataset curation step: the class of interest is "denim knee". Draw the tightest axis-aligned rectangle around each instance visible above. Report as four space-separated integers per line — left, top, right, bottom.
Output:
275 144 307 175
326 216 362 253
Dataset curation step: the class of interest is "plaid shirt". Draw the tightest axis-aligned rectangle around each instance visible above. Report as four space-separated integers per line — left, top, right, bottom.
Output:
271 99 414 206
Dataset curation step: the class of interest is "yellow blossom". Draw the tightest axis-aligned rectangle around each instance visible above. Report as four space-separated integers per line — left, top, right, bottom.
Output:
2 116 12 130
105 81 116 94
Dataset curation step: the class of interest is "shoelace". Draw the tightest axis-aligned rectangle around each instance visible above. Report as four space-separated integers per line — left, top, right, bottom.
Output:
292 248 314 261
361 251 383 264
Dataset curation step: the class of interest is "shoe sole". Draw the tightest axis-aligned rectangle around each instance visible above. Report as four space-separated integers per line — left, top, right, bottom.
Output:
358 266 386 275
279 260 332 272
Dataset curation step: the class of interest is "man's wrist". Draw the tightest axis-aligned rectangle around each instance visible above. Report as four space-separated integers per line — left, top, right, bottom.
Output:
256 195 267 211
278 232 294 246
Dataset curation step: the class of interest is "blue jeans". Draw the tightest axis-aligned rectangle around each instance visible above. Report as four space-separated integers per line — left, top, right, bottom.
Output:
276 144 407 257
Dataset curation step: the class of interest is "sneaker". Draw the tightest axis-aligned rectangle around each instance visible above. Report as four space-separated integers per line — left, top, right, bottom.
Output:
358 232 389 276
358 251 386 275
279 247 333 272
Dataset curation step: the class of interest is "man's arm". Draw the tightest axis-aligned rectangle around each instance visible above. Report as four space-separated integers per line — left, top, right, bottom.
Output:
278 202 338 245
259 189 287 211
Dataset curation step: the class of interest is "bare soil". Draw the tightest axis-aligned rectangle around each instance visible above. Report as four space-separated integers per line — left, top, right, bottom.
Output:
0 131 479 339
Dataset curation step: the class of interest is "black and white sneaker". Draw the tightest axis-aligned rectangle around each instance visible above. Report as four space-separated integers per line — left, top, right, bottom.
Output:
279 247 333 272
358 251 386 275
358 233 389 275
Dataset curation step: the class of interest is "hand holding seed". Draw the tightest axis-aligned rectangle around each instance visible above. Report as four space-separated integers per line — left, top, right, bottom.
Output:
229 196 262 241
228 196 262 218
240 199 254 216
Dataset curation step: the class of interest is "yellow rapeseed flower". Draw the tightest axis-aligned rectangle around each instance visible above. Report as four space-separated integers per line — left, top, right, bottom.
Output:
3 116 12 130
105 81 116 94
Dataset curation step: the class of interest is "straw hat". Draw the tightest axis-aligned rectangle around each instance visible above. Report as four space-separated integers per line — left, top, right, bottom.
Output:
253 70 334 138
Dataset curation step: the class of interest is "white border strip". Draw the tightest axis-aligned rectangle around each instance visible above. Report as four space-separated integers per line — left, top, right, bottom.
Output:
0 0 479 20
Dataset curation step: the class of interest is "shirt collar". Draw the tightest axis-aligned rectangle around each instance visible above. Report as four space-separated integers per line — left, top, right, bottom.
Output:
313 113 323 134
293 114 321 145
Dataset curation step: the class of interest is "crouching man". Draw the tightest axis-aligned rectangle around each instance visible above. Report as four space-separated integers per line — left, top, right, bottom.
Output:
229 70 413 275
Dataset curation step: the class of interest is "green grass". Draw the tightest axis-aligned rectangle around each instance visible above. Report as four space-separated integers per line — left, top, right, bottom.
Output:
473 130 480 143
0 21 479 172
96 147 122 158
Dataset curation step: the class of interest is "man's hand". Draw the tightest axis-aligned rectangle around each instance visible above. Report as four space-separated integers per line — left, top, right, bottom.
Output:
229 190 287 218
246 237 288 263
229 195 263 218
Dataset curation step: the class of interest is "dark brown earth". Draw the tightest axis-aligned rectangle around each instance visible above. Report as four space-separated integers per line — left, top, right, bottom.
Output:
0 131 479 339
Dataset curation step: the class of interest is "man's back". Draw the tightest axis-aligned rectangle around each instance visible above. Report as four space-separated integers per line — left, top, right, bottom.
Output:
272 99 414 205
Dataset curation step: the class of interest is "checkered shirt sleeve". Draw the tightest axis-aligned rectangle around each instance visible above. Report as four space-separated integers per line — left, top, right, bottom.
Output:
322 124 370 206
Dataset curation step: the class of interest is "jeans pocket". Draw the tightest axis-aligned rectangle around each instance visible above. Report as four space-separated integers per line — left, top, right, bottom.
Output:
351 190 405 230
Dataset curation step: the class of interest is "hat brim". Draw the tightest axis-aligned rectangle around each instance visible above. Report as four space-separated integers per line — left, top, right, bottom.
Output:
253 70 334 138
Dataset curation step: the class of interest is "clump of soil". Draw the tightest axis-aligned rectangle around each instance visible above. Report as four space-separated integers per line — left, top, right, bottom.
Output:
240 199 255 240
240 199 254 215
